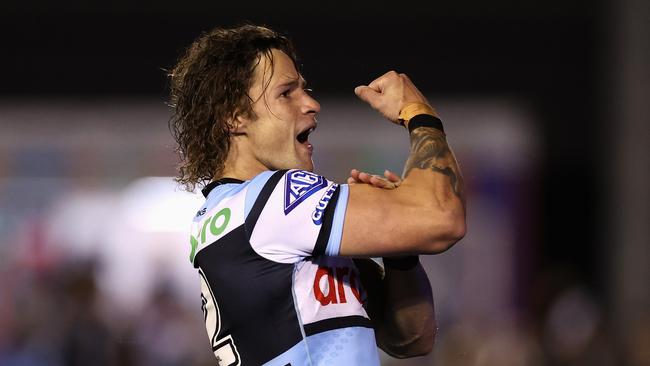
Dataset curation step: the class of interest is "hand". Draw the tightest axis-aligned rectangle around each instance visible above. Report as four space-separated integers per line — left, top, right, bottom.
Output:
354 71 436 124
347 169 402 190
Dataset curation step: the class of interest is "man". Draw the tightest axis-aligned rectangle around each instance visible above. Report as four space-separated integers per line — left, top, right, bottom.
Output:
169 25 466 365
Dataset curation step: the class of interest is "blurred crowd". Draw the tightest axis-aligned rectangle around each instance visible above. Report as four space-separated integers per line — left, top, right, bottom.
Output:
0 256 214 366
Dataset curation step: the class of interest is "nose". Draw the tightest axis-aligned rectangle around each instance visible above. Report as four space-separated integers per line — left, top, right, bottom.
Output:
302 92 321 115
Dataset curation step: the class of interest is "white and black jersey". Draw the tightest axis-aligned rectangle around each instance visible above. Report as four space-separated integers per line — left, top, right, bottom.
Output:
189 169 380 365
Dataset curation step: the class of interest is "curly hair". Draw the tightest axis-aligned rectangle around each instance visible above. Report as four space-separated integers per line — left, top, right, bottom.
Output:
168 24 298 192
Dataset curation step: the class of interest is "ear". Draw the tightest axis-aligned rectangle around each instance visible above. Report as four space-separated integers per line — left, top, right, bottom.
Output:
229 112 249 135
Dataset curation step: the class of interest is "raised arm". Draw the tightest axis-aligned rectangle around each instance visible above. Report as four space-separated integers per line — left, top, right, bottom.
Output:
339 71 466 257
338 71 466 358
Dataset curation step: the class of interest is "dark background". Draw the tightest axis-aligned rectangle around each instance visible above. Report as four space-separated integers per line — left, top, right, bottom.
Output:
2 1 648 364
1 0 605 295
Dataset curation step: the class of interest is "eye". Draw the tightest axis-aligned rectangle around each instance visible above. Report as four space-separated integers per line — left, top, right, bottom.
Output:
280 89 291 98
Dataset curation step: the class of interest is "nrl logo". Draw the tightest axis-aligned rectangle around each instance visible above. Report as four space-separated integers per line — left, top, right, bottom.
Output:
284 170 327 215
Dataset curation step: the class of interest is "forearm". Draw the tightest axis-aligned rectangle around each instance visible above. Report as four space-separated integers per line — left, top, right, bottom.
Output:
382 261 436 358
403 124 465 205
400 123 466 248
357 258 436 358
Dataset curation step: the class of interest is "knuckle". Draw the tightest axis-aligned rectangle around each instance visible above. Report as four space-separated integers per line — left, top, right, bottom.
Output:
387 70 399 79
398 73 412 84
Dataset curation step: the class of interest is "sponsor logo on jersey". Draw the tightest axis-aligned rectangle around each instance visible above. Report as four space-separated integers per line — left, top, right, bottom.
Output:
284 170 327 215
190 207 232 262
312 183 338 225
313 265 365 306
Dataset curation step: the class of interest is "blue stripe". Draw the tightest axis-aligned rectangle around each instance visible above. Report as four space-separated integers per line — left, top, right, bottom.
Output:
244 170 276 218
325 184 349 256
201 182 249 214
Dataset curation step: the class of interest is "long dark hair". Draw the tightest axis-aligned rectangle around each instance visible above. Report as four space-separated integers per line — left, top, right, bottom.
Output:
168 24 298 191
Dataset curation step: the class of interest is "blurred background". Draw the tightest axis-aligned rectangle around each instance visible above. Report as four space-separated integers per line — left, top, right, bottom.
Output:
0 0 648 365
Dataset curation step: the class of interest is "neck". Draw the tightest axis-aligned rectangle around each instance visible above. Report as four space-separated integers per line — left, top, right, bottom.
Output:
218 164 266 182
216 141 267 181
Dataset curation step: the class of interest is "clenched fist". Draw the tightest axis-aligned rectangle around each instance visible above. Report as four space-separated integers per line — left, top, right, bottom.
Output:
354 71 437 124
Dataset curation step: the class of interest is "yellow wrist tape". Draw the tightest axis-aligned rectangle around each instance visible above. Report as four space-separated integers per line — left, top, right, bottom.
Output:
398 102 437 127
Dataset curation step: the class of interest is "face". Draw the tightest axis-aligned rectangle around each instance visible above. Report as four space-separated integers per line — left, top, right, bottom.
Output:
239 49 321 172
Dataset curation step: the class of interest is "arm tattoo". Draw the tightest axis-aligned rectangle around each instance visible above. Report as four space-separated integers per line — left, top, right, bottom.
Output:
403 127 465 202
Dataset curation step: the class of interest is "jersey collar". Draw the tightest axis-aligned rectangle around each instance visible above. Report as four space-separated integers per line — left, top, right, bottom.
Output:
201 178 245 198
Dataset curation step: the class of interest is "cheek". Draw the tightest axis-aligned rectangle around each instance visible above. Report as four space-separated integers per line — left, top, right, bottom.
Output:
251 121 293 151
268 100 300 126
248 102 298 151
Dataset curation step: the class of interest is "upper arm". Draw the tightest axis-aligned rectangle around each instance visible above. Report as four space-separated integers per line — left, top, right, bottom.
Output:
339 169 465 257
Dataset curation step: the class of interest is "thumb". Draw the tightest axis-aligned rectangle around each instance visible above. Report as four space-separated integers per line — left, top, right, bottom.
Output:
354 85 381 106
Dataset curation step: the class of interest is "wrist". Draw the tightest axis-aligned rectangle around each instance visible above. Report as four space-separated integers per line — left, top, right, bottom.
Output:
398 102 438 128
407 114 445 134
383 256 420 271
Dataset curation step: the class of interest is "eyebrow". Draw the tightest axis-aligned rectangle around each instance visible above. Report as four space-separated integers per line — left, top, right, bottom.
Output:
275 76 307 90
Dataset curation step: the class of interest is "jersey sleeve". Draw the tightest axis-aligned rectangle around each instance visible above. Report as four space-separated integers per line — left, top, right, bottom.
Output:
244 169 349 264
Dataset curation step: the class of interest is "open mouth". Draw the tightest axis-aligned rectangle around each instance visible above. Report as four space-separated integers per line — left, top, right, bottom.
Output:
296 126 315 144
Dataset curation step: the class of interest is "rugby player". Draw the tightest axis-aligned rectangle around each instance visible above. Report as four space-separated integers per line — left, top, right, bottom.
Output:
169 24 466 365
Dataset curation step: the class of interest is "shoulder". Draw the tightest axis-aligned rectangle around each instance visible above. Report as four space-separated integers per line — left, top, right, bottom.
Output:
250 169 344 218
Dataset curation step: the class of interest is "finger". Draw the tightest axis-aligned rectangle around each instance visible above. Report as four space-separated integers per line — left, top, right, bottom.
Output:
347 177 357 184
369 176 389 188
352 169 399 189
357 171 375 184
383 170 402 183
354 85 381 107
352 169 380 185
368 70 399 92
372 176 399 189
